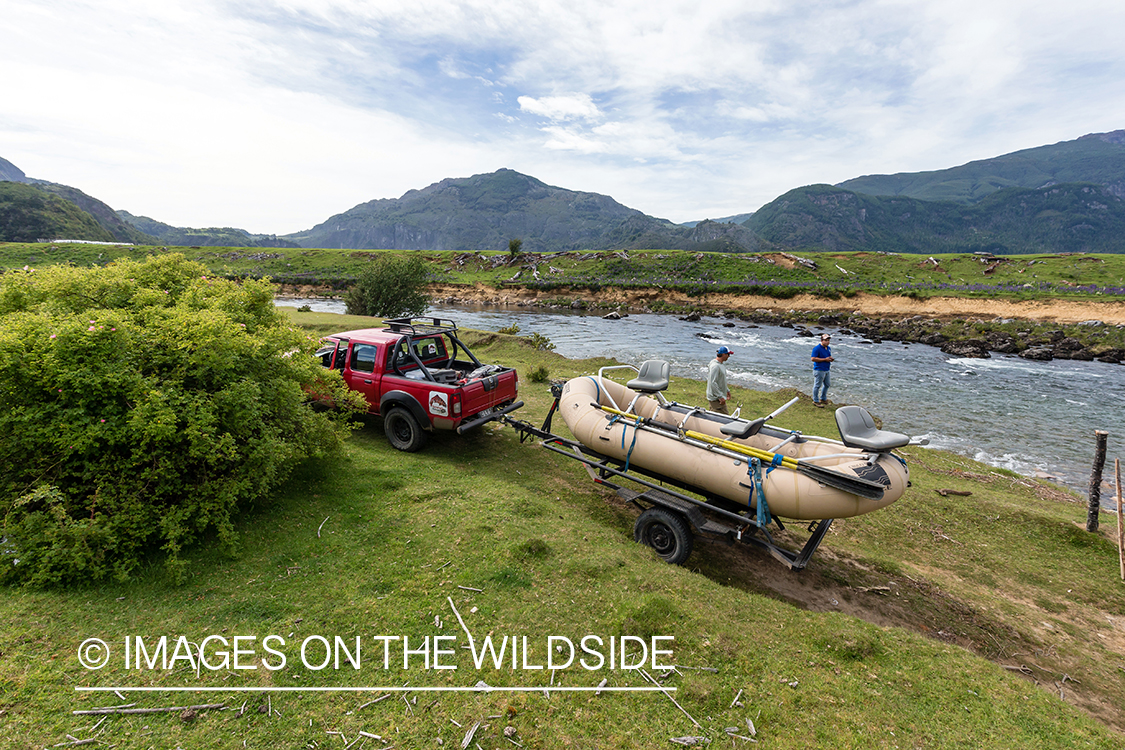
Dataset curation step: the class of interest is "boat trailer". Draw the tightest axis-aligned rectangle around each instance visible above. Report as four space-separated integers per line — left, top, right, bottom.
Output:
499 382 835 571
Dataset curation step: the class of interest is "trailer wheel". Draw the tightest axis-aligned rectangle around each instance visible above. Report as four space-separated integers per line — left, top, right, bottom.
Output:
384 408 428 452
634 508 693 565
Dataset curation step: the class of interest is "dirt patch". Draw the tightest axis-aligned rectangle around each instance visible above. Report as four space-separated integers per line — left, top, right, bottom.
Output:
426 283 1125 325
684 529 1125 735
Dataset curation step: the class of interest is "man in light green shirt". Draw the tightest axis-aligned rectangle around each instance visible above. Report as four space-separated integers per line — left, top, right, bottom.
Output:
707 346 732 414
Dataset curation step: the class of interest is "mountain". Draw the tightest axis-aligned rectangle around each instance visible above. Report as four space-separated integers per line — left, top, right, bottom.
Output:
118 211 300 248
0 157 28 183
837 130 1125 204
284 168 762 253
0 182 116 243
680 212 755 228
33 184 156 244
0 156 156 244
743 181 1125 254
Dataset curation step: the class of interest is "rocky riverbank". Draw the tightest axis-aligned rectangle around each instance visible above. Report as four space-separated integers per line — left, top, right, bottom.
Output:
420 283 1125 364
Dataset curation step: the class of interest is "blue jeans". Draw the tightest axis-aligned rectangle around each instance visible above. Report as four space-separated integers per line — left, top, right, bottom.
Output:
813 369 830 403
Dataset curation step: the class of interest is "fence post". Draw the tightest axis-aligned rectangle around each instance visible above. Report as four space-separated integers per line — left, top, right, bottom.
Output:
1088 431 1109 532
1116 458 1123 581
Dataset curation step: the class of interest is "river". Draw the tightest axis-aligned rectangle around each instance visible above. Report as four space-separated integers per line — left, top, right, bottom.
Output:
278 297 1124 498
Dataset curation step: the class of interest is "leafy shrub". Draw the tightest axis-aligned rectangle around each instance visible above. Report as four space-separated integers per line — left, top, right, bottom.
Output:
528 332 556 351
0 255 365 586
498 324 521 335
344 253 430 318
527 365 549 383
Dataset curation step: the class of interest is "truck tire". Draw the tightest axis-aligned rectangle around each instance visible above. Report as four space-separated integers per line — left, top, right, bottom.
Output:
384 407 428 452
633 508 693 565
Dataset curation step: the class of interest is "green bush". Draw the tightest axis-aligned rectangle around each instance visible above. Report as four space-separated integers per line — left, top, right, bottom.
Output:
498 324 521 335
0 255 365 586
344 253 430 317
528 332 556 351
527 365 549 383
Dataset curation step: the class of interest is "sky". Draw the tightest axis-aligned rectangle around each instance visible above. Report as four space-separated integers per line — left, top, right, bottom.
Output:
3 0 1125 235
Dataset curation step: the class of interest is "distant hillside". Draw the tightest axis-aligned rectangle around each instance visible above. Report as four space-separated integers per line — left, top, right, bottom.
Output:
744 182 1125 254
285 168 761 253
0 157 28 183
34 184 156 244
118 211 300 248
838 130 1125 204
0 182 115 243
680 212 754 228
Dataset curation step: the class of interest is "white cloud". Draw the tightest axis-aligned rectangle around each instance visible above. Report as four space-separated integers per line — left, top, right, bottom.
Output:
518 94 602 122
2 0 1125 228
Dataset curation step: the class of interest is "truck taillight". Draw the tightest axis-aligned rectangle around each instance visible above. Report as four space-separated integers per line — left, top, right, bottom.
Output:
452 392 462 415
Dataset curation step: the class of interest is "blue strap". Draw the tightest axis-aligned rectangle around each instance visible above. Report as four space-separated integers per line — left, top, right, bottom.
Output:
749 457 771 527
767 453 784 475
609 414 643 473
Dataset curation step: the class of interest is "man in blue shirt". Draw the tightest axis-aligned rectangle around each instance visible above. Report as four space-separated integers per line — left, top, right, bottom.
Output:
810 334 834 407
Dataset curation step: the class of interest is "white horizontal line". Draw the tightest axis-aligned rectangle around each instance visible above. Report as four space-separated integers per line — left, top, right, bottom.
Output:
75 686 673 693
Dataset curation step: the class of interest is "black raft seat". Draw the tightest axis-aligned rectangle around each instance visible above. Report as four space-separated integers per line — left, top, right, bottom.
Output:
720 417 767 439
834 405 911 452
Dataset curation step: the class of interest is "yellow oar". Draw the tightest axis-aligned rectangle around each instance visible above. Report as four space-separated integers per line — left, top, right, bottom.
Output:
597 404 885 501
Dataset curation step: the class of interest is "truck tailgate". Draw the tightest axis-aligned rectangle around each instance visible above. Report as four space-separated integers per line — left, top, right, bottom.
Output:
461 369 518 416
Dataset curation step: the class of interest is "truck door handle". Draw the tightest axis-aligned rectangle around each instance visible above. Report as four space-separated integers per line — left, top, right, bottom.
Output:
364 379 372 384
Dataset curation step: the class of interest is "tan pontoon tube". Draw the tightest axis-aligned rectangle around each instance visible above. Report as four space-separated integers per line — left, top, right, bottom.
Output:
557 374 911 520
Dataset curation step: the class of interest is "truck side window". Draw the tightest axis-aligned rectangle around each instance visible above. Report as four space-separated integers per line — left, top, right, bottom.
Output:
392 341 413 369
352 344 377 373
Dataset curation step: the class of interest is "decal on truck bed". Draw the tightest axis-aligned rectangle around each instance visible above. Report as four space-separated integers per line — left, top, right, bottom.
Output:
429 391 449 416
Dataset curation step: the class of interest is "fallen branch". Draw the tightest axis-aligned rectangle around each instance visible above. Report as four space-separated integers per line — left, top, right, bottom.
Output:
73 702 226 716
641 668 700 728
461 721 480 749
935 489 972 497
318 516 330 538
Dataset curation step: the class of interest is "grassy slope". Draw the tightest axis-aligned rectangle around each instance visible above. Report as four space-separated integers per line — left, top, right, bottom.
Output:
3 313 1123 748
3 243 1125 301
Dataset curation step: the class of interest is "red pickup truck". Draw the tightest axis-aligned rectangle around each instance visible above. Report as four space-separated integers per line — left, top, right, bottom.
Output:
315 317 522 451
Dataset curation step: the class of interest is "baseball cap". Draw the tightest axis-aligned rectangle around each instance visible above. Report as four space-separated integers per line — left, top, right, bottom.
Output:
717 346 733 355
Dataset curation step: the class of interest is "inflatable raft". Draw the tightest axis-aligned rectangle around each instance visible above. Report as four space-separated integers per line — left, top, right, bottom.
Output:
556 364 914 521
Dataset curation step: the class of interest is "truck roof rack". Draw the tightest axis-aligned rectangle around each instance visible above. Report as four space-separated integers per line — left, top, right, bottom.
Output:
384 317 460 337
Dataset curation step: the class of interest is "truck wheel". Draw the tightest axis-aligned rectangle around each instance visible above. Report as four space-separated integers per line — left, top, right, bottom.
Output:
633 508 693 565
383 408 428 452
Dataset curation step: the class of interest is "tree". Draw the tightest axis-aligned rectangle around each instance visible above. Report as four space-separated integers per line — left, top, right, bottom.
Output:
508 238 523 258
0 254 365 586
344 253 430 318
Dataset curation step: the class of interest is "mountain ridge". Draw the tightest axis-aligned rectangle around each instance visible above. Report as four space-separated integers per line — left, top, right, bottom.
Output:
3 128 1125 254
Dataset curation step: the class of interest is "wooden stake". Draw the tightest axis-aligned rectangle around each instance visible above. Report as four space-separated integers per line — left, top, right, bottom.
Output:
1087 431 1109 532
1116 458 1123 581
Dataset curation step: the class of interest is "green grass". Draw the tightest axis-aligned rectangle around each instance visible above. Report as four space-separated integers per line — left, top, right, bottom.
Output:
2 325 1124 747
5 243 1125 304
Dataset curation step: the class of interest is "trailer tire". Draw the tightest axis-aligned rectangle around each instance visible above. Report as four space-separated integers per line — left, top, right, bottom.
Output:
384 407 428 452
634 508 693 565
